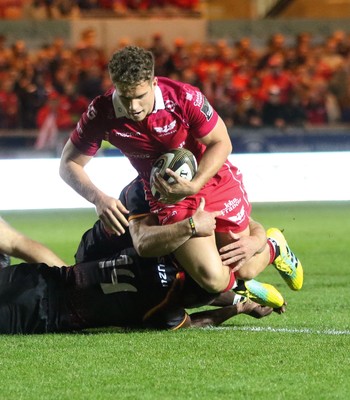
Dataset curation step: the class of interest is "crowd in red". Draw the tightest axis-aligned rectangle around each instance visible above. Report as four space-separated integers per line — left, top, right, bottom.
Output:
1 28 350 150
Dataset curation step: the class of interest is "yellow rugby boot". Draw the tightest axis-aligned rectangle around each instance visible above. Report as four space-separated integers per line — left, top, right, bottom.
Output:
267 228 303 291
233 279 285 308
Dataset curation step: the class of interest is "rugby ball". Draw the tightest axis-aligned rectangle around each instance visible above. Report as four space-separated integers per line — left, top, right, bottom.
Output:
150 148 197 199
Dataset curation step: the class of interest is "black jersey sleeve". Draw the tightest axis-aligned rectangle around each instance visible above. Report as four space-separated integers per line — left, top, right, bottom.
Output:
118 176 150 218
141 274 188 330
74 177 148 263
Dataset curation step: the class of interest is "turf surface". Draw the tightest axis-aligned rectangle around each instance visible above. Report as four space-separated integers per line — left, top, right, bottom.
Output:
1 202 350 399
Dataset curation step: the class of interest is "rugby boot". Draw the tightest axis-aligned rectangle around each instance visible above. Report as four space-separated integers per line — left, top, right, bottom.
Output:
267 228 303 291
233 279 285 308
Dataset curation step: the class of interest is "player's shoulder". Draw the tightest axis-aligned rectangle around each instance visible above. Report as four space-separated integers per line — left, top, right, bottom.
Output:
158 77 200 100
158 78 207 112
89 87 115 111
119 176 150 217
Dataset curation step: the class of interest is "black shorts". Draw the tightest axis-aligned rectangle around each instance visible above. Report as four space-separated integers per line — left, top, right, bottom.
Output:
0 263 75 334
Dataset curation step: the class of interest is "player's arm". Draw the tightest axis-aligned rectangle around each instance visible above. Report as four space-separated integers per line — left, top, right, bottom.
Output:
193 116 232 190
0 217 66 266
130 198 220 257
154 116 232 204
59 139 129 235
183 300 276 328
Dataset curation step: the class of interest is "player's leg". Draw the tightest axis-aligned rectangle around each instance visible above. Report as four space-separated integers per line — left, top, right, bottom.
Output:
216 226 271 280
173 234 232 293
216 226 303 291
173 234 284 308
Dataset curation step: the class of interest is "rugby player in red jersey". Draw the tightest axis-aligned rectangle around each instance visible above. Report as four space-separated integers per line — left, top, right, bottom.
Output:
59 46 303 303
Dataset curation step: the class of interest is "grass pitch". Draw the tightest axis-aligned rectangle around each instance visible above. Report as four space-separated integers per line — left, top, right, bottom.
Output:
1 202 350 400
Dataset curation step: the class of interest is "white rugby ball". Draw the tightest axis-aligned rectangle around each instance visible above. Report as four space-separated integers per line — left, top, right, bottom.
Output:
150 148 197 199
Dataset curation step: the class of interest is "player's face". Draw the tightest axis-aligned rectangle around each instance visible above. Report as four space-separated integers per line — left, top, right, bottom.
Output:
116 78 157 122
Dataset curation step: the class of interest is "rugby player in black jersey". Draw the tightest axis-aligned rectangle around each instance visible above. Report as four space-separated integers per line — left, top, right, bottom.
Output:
0 177 284 334
0 244 279 334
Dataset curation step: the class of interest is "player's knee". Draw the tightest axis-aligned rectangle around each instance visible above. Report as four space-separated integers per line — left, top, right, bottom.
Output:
197 272 230 293
235 268 256 280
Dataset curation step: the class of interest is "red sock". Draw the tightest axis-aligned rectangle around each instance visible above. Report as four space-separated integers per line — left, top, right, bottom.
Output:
267 239 276 264
223 270 236 292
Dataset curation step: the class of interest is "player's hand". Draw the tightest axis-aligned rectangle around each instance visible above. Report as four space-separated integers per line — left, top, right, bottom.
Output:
273 301 287 314
192 198 221 237
238 301 274 319
219 230 262 271
95 195 129 236
153 169 200 204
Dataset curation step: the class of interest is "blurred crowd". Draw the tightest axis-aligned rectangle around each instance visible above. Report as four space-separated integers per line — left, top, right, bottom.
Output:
1 28 350 150
0 0 200 19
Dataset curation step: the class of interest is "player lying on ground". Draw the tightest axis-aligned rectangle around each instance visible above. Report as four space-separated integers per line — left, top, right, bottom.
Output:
0 244 285 334
0 191 286 333
0 217 65 268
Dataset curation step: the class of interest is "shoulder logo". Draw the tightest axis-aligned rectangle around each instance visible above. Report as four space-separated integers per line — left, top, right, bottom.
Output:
200 96 214 121
86 102 97 120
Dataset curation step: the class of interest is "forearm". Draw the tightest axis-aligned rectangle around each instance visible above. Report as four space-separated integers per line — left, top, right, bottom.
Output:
130 197 218 257
0 218 66 266
188 305 239 327
59 139 101 205
60 158 108 208
209 291 236 307
188 298 275 327
14 236 66 266
131 217 193 257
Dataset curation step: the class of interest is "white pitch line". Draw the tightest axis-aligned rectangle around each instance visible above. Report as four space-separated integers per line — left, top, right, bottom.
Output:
208 326 350 335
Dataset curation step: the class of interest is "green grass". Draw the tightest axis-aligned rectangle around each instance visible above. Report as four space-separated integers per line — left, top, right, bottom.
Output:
1 202 350 400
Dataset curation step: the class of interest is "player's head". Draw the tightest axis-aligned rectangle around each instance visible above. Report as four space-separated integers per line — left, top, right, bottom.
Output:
108 46 157 121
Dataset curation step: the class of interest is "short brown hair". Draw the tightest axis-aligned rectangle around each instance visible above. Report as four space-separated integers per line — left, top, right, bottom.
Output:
108 46 154 87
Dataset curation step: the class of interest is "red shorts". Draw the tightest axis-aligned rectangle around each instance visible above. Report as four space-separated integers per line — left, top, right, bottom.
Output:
150 162 252 233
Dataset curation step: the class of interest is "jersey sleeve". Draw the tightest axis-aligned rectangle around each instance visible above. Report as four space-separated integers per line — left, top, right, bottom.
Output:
141 275 189 330
181 84 219 139
118 176 150 219
142 303 188 330
70 96 108 156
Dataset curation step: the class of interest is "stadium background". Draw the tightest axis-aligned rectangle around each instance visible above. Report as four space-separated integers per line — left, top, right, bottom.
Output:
1 3 350 400
1 0 350 207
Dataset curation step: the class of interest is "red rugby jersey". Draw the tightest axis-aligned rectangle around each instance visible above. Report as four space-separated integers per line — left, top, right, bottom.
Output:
70 77 225 185
70 77 250 231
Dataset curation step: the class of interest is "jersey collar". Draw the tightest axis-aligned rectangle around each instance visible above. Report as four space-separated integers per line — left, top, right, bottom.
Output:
112 85 165 118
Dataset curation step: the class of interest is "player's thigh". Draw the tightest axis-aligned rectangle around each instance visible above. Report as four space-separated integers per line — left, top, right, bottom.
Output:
216 226 270 279
215 226 250 249
173 235 227 292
